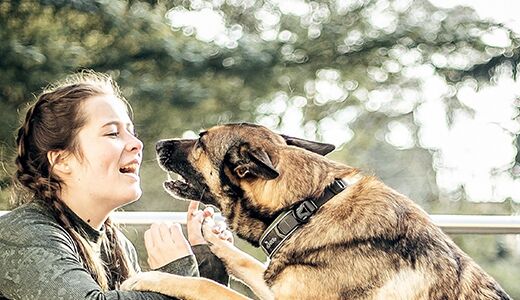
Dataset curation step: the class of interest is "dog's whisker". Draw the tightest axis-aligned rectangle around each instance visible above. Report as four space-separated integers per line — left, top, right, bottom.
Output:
199 186 206 201
140 158 158 164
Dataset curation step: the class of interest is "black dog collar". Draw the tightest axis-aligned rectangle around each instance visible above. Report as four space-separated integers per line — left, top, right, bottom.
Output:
259 178 350 258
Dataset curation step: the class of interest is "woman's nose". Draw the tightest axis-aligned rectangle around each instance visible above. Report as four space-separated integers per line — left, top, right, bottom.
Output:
127 134 144 152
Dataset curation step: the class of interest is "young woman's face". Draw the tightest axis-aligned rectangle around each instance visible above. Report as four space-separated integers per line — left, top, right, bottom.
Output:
67 94 143 210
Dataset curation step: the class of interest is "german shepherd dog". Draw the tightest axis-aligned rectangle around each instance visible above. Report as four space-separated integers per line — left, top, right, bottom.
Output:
122 123 511 300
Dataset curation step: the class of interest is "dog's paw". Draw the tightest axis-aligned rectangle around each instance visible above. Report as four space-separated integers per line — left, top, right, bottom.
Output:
201 216 218 244
202 217 233 252
120 271 164 292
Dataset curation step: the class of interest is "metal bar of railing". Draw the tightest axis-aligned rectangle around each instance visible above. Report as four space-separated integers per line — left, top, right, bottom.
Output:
1 211 520 234
431 215 520 234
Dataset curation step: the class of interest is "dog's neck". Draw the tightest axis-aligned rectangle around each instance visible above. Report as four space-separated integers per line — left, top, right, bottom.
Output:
222 167 360 247
258 177 356 258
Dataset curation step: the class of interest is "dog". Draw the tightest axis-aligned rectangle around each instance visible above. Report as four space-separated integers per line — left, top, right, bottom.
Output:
121 123 511 300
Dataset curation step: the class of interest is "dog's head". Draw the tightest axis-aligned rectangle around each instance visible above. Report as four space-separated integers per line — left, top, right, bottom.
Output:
156 123 347 243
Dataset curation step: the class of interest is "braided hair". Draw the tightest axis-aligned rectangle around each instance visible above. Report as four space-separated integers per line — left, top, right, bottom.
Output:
14 70 135 290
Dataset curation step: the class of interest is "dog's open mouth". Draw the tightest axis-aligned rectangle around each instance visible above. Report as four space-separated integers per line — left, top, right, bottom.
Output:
163 173 205 201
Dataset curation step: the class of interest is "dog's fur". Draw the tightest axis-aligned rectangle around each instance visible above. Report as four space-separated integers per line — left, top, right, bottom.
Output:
121 123 511 300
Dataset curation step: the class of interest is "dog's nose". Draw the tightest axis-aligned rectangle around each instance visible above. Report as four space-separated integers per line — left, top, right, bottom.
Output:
156 140 166 153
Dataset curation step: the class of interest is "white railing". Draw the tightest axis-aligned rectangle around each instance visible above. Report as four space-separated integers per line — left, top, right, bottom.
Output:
1 211 519 234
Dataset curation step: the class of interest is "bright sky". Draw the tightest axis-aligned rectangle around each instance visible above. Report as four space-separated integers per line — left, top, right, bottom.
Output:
431 0 520 33
418 0 520 203
174 0 520 203
275 0 520 203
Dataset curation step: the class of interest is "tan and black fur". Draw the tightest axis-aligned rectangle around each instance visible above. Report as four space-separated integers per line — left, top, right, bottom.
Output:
121 123 511 300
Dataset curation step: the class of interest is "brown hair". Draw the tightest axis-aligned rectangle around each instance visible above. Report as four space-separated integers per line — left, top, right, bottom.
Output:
14 70 134 290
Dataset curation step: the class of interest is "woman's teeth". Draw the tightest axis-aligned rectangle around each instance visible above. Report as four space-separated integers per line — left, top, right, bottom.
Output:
120 163 138 174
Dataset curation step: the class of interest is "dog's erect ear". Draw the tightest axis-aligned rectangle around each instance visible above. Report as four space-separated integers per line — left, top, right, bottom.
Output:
281 134 335 156
228 143 279 180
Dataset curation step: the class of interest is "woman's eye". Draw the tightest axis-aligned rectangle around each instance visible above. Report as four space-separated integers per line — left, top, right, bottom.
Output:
107 132 119 137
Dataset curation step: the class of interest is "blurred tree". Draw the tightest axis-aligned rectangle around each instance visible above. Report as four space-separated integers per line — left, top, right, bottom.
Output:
1 0 518 207
1 0 519 296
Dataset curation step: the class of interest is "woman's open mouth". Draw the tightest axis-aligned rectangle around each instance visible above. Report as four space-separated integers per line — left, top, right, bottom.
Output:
119 163 139 175
119 161 140 181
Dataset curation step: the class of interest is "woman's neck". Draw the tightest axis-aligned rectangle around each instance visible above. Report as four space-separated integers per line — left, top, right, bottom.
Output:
58 189 111 230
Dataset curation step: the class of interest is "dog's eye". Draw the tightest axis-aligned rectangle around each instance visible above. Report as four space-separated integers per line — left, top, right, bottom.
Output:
197 132 208 148
196 139 204 149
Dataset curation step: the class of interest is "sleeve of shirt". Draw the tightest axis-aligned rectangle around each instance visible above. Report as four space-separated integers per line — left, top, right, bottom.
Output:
156 255 200 278
192 244 230 286
0 225 199 299
0 241 180 299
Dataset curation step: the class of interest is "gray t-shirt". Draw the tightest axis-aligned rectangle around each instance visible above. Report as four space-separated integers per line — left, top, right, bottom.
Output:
0 200 228 299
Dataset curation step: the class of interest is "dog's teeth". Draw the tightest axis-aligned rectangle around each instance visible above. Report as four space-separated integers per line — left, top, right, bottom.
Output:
167 173 186 183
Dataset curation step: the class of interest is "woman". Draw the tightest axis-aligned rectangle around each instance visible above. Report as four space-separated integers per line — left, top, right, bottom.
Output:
0 71 228 299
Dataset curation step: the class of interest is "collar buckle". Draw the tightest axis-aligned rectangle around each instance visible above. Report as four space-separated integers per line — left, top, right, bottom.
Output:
294 200 317 223
330 179 347 194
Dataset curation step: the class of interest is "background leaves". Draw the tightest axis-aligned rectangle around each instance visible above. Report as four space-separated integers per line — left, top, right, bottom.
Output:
1 0 519 296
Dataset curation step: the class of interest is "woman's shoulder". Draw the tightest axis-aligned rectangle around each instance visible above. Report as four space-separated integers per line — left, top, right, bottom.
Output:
0 201 55 225
0 201 75 250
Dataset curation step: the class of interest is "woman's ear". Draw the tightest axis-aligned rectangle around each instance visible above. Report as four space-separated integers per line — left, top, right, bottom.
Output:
47 150 72 174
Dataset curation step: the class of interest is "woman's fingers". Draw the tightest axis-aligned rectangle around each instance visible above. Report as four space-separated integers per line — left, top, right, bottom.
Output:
202 206 215 218
169 223 187 244
158 223 171 243
187 201 200 222
149 223 163 243
144 229 154 250
186 203 233 246
186 202 207 246
144 222 193 269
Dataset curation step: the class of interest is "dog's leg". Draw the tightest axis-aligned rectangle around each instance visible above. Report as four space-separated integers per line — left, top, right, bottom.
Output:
212 243 273 300
121 271 251 300
202 218 274 300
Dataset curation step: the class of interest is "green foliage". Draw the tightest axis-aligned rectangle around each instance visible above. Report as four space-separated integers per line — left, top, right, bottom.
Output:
1 0 519 297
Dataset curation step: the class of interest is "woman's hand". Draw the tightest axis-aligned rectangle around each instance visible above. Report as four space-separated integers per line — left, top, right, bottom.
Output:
144 222 193 269
186 201 208 246
187 201 234 245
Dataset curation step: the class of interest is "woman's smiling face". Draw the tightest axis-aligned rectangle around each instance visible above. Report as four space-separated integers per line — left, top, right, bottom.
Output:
66 94 144 211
